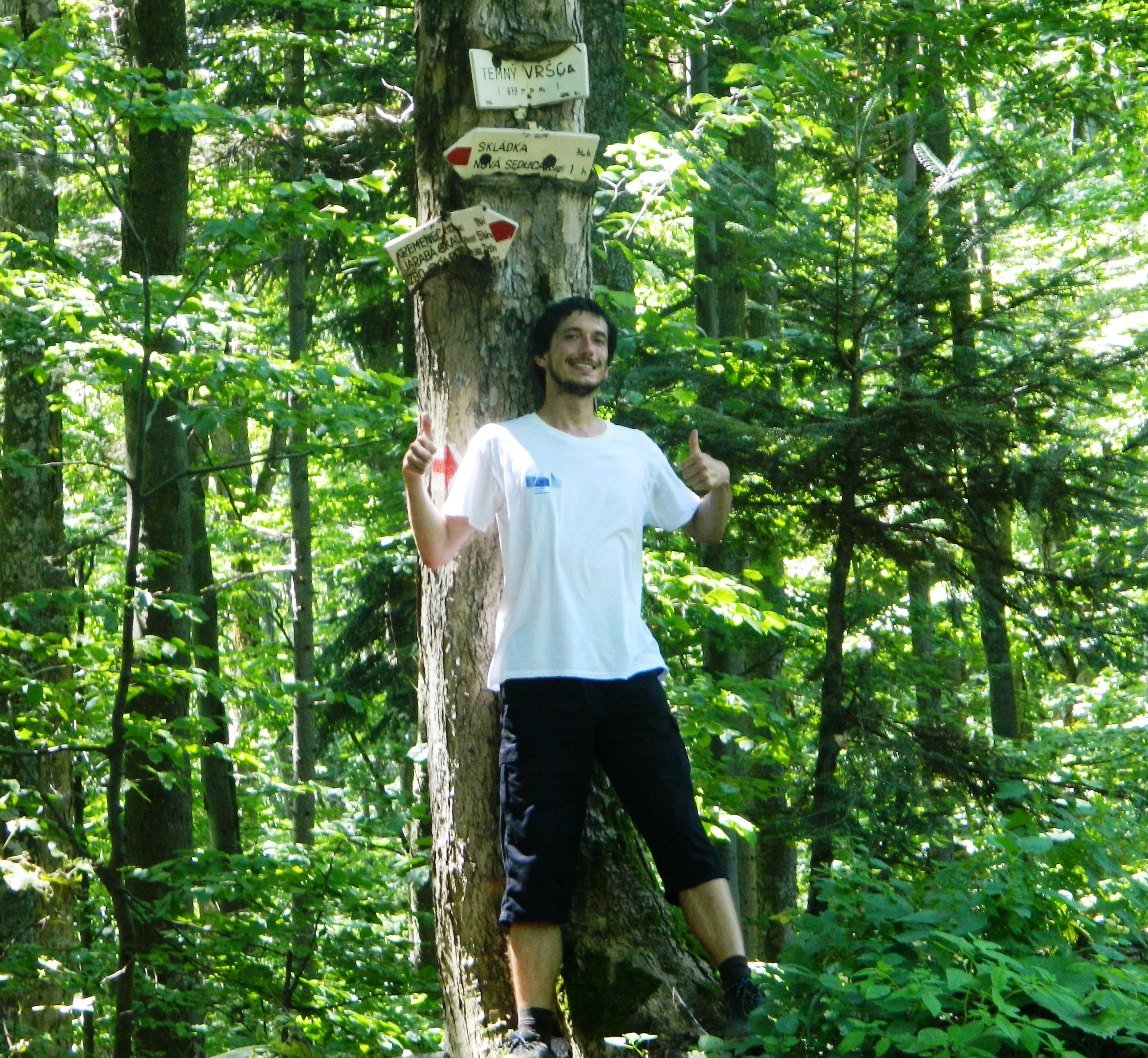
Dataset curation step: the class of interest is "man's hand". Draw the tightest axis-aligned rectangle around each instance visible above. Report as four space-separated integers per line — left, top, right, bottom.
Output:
680 429 730 494
402 413 476 568
682 430 732 545
403 413 437 487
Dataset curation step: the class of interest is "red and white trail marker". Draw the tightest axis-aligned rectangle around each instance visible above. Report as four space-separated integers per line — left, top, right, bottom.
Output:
444 127 599 183
384 205 518 288
469 44 590 110
431 443 458 490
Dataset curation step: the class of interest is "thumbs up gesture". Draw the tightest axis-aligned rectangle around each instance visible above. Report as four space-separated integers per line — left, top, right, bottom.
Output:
680 429 730 493
402 412 438 485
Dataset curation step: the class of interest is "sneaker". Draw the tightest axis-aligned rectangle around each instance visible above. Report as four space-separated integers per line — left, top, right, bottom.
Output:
722 975 763 1038
505 1030 557 1058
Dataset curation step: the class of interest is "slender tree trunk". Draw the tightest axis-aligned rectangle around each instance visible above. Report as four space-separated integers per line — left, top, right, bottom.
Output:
734 5 796 952
282 8 321 1021
689 46 722 341
806 463 858 914
119 355 199 1058
907 564 942 718
121 0 190 276
808 182 866 910
285 11 316 847
893 27 944 723
189 468 242 856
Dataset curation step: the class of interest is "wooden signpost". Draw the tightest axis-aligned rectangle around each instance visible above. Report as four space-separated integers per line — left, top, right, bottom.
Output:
384 205 519 288
444 127 599 183
469 44 589 109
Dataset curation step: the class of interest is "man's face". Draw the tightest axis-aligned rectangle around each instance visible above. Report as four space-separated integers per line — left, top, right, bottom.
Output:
536 310 611 398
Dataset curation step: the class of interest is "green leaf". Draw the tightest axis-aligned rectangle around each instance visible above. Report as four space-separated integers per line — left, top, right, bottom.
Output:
774 1012 799 1035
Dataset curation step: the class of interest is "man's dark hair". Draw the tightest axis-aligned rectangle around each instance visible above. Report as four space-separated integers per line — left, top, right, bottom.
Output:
528 296 618 390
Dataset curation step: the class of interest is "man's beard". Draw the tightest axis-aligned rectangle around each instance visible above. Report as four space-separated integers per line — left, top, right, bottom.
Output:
554 377 600 397
547 363 602 398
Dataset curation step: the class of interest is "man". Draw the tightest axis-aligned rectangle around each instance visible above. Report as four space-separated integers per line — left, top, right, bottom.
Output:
402 296 761 1056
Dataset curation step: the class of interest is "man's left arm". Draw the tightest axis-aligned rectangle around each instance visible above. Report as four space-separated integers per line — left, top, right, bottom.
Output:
680 429 732 545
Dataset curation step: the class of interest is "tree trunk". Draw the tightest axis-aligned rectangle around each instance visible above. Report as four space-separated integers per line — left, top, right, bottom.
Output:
281 11 322 1022
189 469 242 857
414 6 538 1055
120 0 191 277
564 784 719 1054
907 563 942 718
807 191 865 911
414 3 725 1055
689 46 722 341
733 6 796 952
917 22 1020 740
116 0 201 1052
0 6 71 1051
120 365 199 1058
688 2 796 954
806 467 858 914
582 0 632 299
892 27 943 723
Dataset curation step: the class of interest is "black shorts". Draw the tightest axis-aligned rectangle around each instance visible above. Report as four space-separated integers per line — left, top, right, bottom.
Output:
498 669 726 926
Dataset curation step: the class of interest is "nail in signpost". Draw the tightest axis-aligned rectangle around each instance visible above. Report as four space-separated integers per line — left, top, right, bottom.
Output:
444 128 599 183
384 205 519 288
469 44 589 109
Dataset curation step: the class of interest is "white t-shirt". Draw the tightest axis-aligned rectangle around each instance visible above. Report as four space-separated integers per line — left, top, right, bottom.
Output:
442 413 700 689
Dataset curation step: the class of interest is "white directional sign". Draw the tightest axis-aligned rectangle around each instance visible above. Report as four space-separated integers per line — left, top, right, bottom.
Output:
451 204 519 260
469 45 589 110
444 128 599 183
384 205 518 288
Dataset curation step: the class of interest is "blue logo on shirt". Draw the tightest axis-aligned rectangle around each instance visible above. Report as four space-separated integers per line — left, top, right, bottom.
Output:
525 473 561 494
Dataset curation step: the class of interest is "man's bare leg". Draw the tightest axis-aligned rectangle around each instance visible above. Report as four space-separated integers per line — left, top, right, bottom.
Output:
508 921 562 1008
507 921 562 1050
679 877 746 964
679 878 761 1035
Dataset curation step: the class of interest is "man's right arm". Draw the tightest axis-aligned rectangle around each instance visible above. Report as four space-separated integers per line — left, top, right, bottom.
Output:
402 414 476 569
